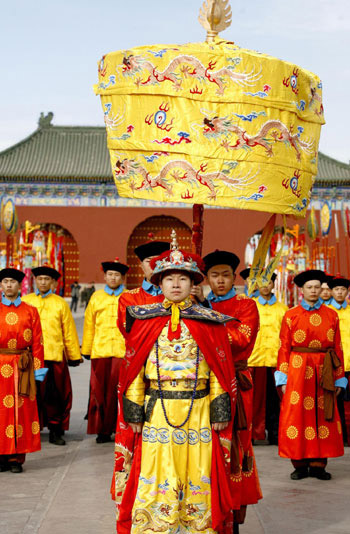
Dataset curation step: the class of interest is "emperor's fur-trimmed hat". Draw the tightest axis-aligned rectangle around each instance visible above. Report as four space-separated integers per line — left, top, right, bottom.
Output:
150 249 205 285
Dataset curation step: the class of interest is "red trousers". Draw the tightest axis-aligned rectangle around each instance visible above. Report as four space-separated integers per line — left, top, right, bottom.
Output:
38 359 73 431
87 357 123 435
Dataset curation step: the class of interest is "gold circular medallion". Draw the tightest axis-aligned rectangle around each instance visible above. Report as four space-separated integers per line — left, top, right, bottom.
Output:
303 396 314 410
23 328 32 342
18 396 24 408
305 426 316 440
292 354 303 368
32 421 40 435
34 357 41 370
290 391 300 405
5 312 18 325
17 424 23 438
318 395 324 410
309 313 322 327
1 364 13 378
327 328 335 342
286 425 298 439
3 394 14 408
280 362 289 373
318 425 330 439
305 366 314 379
308 339 322 349
5 424 14 438
7 339 17 350
293 329 306 344
286 317 292 329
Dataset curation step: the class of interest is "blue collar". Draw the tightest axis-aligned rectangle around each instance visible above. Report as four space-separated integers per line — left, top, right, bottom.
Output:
258 294 277 306
330 297 347 310
142 278 163 296
244 286 259 298
321 297 332 305
36 289 52 298
207 286 236 303
104 284 124 297
2 295 21 307
301 298 323 311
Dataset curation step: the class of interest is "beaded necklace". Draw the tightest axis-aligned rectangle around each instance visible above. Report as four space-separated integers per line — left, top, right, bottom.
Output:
155 339 200 429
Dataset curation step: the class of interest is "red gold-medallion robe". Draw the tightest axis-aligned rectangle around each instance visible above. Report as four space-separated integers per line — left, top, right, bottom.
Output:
117 288 164 338
0 302 44 455
277 304 345 460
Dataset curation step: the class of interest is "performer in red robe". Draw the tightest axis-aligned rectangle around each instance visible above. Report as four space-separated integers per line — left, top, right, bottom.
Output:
0 268 45 473
117 239 170 338
203 250 262 531
113 244 238 534
276 269 346 480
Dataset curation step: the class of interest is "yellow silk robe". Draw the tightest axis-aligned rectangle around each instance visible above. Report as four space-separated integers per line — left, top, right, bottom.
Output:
22 293 80 362
81 289 125 359
248 299 287 367
125 320 227 534
328 303 350 372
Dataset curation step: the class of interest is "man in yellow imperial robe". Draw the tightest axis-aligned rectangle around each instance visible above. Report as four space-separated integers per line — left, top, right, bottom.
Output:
0 268 45 473
328 276 350 444
248 273 287 443
81 259 128 443
23 266 81 446
112 244 238 534
275 270 346 480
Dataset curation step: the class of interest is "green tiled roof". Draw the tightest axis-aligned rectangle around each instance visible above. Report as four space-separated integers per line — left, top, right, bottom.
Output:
0 113 349 185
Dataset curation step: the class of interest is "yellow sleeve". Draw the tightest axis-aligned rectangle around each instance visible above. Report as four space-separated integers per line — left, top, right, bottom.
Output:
61 300 81 361
81 299 95 356
125 366 145 406
209 370 226 403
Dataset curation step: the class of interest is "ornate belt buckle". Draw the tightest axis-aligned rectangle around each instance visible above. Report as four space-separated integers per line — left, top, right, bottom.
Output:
171 379 177 387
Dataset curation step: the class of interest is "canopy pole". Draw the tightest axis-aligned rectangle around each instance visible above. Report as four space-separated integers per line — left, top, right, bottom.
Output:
191 204 204 256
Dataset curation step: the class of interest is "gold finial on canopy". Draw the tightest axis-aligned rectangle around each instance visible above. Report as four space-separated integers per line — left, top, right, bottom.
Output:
170 229 178 251
198 0 232 42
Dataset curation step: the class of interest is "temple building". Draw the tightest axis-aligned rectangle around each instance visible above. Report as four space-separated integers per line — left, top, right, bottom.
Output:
0 112 350 288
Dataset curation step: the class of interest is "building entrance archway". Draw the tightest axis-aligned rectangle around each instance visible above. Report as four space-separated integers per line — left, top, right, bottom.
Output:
126 215 192 289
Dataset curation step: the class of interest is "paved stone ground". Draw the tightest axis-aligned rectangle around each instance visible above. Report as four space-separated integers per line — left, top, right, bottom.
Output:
1 309 350 533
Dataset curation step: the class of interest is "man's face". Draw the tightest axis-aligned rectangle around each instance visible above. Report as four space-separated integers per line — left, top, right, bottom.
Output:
302 280 322 303
207 264 235 296
1 278 20 299
332 285 348 305
36 275 53 294
320 283 332 301
159 271 193 303
140 256 156 282
104 270 123 289
258 280 274 299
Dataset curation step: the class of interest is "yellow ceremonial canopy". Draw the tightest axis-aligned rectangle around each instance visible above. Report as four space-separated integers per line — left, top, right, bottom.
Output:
94 1 324 217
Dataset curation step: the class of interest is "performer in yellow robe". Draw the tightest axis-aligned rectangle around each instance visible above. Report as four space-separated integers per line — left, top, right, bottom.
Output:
82 260 128 443
328 276 350 444
248 273 287 443
22 265 81 445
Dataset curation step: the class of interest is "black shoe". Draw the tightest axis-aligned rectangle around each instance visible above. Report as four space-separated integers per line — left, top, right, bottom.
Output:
309 467 332 480
96 434 112 444
290 468 309 480
9 462 23 473
49 431 66 446
0 461 10 472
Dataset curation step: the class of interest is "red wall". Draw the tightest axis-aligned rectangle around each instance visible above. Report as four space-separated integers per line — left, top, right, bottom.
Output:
6 206 349 284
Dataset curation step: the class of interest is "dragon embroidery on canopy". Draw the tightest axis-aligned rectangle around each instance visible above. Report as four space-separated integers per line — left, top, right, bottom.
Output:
120 54 261 96
113 158 258 200
200 115 314 160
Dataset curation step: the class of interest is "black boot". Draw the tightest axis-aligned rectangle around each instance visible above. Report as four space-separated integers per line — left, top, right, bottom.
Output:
290 467 309 480
96 434 112 444
309 467 331 480
49 427 66 446
9 462 23 473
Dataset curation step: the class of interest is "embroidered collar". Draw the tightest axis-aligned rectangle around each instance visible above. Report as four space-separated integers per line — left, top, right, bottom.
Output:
104 284 124 297
36 289 52 298
142 278 163 296
206 286 236 304
330 297 347 310
321 297 332 305
300 298 323 311
1 295 21 307
258 294 277 306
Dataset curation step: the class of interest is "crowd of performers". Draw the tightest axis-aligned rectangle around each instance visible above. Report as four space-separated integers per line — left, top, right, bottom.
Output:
0 234 349 534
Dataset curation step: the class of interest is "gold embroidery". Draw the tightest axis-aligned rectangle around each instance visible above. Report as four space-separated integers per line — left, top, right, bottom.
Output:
337 421 342 434
309 313 322 327
2 394 14 408
238 324 252 338
318 395 324 410
305 366 314 379
34 357 41 370
286 426 298 439
327 328 335 342
5 312 18 325
5 424 14 438
293 329 306 343
17 424 23 438
292 354 303 368
305 426 316 440
308 339 322 349
290 391 300 405
23 328 32 342
1 364 13 378
303 396 314 410
286 317 292 329
7 339 17 350
279 362 289 373
32 421 40 435
318 425 330 439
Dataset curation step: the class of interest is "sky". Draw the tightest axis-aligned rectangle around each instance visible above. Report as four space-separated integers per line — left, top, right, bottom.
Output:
1 0 349 163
